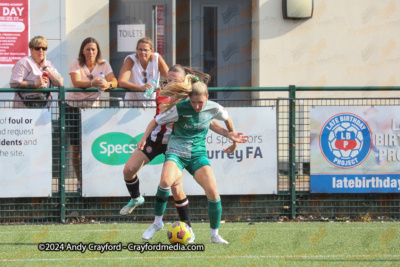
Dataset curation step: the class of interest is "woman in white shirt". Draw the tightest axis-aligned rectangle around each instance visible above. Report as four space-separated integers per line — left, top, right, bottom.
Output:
118 37 169 107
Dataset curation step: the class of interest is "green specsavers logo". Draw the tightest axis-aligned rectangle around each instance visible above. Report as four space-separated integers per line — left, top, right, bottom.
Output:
91 132 164 165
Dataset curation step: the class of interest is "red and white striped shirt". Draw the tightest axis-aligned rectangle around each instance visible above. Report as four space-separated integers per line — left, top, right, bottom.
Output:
149 91 174 144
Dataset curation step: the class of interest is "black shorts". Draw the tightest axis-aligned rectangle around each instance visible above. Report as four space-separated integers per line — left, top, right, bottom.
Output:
141 135 167 161
65 104 81 146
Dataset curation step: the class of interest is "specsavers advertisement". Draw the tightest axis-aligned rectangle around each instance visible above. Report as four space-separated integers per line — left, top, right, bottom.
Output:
81 107 277 197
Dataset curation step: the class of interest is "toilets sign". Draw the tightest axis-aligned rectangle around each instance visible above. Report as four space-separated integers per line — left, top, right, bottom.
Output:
117 24 145 52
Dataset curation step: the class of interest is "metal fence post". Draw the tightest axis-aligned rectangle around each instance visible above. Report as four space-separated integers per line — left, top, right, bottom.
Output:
289 85 296 219
59 86 66 223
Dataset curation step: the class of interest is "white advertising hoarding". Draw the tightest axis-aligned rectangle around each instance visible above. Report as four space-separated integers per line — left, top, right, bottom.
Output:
0 109 52 197
311 106 400 193
81 107 277 197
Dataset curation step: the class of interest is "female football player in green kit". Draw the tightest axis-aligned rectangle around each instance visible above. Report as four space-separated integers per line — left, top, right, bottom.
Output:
138 74 248 244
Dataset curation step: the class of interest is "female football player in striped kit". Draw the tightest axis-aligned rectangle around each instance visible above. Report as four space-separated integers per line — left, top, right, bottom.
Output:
121 65 240 243
138 74 248 244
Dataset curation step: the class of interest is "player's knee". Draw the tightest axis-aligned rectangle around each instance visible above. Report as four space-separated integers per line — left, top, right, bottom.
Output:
123 164 139 180
159 178 174 189
171 186 186 201
206 188 219 200
171 179 182 190
170 184 178 194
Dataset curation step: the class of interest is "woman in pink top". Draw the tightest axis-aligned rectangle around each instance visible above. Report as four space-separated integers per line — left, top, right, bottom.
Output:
67 37 118 107
9 35 63 108
67 37 118 192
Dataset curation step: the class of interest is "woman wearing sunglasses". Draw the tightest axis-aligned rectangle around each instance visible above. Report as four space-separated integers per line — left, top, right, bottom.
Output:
10 35 63 107
118 37 169 107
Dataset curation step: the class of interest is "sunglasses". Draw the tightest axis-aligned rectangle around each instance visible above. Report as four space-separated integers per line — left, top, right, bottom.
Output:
142 71 147 83
33 47 48 51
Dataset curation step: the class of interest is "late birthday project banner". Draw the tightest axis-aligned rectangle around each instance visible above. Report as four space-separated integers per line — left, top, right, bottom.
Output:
81 107 277 197
311 106 400 193
0 109 52 197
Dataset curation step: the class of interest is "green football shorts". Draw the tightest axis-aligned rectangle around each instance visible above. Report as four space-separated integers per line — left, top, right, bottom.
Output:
165 153 211 176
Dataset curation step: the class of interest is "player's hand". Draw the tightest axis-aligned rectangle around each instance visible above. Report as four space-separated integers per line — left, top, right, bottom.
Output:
227 132 248 143
137 139 146 150
223 143 238 154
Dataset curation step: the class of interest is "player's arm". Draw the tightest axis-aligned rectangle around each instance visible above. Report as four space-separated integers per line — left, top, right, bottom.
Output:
137 118 158 150
210 118 248 153
223 116 238 153
209 120 247 143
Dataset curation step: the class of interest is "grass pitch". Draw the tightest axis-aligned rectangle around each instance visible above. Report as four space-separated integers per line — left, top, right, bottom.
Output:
1 222 399 266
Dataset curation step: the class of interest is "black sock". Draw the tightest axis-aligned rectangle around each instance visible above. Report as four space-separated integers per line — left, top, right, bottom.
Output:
175 198 191 227
125 176 140 199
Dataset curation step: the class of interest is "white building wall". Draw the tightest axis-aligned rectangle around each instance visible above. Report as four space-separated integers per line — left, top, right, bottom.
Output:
65 0 110 87
253 0 400 97
1 0 399 95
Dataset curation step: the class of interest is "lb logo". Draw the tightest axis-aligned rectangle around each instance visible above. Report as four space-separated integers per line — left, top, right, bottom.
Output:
320 113 372 168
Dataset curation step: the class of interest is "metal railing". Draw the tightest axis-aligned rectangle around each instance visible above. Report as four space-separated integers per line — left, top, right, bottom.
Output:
1 85 400 224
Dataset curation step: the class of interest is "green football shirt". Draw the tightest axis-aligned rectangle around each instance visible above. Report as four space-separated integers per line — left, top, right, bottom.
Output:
155 99 229 158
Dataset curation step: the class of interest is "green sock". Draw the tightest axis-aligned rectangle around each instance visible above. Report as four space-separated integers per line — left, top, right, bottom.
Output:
154 185 170 216
208 198 222 229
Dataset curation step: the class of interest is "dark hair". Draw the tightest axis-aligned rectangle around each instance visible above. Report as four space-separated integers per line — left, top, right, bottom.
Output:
78 37 104 67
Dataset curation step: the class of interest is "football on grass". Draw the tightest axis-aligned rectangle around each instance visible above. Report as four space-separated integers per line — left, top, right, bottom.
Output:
167 221 191 244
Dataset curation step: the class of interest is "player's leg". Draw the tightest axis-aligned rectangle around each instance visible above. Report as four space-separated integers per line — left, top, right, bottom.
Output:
120 149 150 215
121 138 166 215
142 159 183 240
171 175 195 243
192 163 228 244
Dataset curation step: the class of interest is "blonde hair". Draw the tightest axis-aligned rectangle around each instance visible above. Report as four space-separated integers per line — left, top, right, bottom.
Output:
159 64 211 91
173 65 210 84
29 36 47 48
135 37 154 61
159 74 208 112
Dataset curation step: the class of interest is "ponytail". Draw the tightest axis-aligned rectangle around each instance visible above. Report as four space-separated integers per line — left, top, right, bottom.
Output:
159 74 208 112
